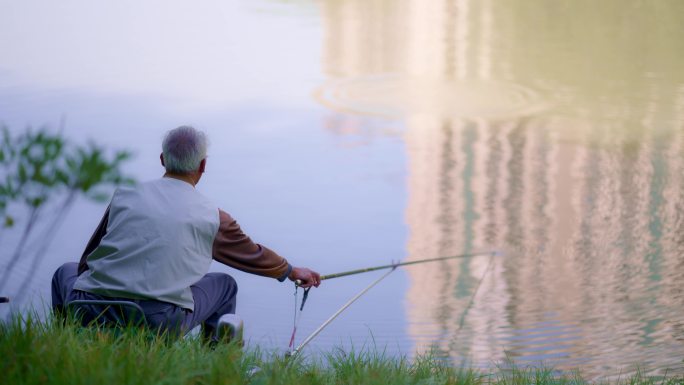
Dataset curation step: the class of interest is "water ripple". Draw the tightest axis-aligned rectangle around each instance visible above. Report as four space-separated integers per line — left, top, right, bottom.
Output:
315 76 550 120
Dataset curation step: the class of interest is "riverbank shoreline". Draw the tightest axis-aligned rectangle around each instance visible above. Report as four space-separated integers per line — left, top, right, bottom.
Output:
1 315 682 385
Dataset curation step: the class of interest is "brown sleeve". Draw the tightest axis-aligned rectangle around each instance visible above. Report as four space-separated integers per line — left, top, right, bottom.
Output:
212 209 292 281
78 205 110 275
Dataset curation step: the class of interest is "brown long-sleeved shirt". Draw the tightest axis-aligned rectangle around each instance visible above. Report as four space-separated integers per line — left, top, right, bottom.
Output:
78 207 292 281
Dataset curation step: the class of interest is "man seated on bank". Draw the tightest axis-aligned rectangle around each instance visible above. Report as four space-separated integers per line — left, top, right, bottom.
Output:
51 126 321 340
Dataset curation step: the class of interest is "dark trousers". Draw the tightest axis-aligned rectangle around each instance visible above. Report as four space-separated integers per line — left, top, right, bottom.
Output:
51 262 237 335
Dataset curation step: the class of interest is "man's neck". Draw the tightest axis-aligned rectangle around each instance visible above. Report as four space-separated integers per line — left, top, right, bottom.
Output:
163 172 196 187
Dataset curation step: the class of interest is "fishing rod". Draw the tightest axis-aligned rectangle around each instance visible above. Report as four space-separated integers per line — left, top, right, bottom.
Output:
294 251 498 286
287 250 499 357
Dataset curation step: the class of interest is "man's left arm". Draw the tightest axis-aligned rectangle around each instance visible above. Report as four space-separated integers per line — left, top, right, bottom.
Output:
77 205 110 275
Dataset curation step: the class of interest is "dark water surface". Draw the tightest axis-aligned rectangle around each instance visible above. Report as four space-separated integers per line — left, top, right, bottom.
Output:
2 0 684 379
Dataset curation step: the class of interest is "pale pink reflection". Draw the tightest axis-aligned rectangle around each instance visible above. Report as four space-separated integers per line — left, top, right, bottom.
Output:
319 0 684 378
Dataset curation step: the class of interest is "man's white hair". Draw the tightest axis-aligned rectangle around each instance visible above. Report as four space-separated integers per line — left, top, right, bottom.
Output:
162 126 208 174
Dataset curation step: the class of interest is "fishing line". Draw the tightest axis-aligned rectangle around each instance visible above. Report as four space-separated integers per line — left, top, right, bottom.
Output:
288 285 299 351
288 285 310 352
442 253 496 356
452 252 496 340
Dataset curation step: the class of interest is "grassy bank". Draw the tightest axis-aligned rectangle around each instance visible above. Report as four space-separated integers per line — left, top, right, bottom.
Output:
0 316 681 385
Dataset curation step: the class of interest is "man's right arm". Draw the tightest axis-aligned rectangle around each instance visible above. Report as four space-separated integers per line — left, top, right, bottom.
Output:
212 210 321 287
212 209 292 281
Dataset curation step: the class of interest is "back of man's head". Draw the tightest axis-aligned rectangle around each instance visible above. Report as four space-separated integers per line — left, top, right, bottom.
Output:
162 126 207 174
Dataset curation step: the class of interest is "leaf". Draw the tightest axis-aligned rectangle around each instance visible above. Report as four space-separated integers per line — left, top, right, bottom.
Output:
55 169 69 185
115 150 132 162
18 163 28 183
3 215 14 228
65 157 77 171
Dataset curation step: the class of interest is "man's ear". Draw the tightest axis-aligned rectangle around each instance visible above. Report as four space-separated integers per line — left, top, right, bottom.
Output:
160 153 165 167
199 158 206 173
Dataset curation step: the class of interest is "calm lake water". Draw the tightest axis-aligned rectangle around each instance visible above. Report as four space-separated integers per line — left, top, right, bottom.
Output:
1 0 684 379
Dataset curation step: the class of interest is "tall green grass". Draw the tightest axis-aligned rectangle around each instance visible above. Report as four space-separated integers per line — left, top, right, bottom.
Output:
0 315 681 385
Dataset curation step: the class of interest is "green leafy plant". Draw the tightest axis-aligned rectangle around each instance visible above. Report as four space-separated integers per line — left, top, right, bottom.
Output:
0 124 135 301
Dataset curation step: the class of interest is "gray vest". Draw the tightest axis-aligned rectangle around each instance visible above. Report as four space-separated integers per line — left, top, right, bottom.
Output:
74 178 220 310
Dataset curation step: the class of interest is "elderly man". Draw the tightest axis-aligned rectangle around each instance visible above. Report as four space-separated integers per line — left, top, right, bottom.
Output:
51 126 320 339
